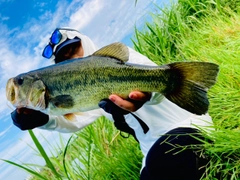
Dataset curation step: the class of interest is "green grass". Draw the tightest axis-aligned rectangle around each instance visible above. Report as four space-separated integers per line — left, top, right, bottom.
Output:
7 118 141 180
132 1 240 179
3 0 240 179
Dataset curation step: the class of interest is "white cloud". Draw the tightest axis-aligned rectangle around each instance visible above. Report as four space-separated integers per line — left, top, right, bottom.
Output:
0 15 9 21
69 0 104 30
66 0 164 47
0 124 12 137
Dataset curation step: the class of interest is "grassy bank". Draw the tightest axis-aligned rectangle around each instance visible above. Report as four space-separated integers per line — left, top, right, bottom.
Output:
133 0 240 179
4 0 240 179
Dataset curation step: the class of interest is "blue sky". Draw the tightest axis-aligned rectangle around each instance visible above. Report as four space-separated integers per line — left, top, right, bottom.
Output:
0 0 167 179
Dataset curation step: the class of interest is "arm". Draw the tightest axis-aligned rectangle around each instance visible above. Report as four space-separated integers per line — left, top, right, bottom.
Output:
11 108 103 133
40 109 103 133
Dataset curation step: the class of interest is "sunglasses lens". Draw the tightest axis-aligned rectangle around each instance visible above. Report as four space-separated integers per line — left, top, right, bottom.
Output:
42 44 53 59
51 29 62 44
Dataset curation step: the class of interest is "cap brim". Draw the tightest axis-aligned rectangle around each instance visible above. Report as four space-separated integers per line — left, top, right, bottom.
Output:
55 38 81 56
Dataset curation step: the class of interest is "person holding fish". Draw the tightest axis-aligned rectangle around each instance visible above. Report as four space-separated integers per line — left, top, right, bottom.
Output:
9 28 218 180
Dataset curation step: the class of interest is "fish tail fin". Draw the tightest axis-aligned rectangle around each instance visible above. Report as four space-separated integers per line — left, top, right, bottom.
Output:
165 62 219 115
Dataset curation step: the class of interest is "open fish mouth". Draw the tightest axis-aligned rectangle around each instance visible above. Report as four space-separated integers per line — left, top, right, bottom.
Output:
6 77 47 110
6 78 17 105
6 78 26 108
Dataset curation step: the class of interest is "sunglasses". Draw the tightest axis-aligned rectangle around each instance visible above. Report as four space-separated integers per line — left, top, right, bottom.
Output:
42 28 80 59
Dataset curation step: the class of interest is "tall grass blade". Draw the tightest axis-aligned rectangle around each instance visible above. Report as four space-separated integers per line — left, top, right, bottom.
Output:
63 135 74 180
1 159 47 180
135 0 138 6
28 130 62 179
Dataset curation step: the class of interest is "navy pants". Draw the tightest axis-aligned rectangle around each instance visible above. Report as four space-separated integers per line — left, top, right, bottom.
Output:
140 128 208 180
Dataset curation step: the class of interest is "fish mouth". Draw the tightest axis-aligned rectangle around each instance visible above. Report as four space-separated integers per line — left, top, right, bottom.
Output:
6 77 47 110
6 78 18 105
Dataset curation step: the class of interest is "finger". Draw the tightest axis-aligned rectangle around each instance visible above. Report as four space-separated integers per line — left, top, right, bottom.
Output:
17 108 34 114
16 108 24 114
129 91 151 101
109 94 137 112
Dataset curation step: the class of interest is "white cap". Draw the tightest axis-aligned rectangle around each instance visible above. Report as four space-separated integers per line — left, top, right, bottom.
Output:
51 28 98 59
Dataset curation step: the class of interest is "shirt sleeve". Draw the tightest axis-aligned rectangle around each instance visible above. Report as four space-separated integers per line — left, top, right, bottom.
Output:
127 47 157 66
39 109 104 133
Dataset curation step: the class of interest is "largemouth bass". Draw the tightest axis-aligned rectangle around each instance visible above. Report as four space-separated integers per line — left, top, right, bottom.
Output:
6 42 219 117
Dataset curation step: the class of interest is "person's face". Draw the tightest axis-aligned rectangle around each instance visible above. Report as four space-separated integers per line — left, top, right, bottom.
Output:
63 41 84 60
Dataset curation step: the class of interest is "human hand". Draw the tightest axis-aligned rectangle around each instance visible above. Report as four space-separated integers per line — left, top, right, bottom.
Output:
98 91 150 140
98 95 142 141
11 108 49 130
109 91 151 112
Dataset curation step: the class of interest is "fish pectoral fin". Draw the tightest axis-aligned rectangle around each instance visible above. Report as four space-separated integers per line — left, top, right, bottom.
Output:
50 95 74 108
92 42 129 63
64 112 83 121
64 113 76 121
74 112 84 115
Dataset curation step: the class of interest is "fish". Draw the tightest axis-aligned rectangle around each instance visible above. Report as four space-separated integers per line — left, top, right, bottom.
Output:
6 42 219 118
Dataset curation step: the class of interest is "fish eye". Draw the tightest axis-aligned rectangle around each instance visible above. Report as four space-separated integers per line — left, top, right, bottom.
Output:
17 77 24 85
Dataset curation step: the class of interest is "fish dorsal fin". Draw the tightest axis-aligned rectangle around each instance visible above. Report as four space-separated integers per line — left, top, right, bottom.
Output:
92 42 129 63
